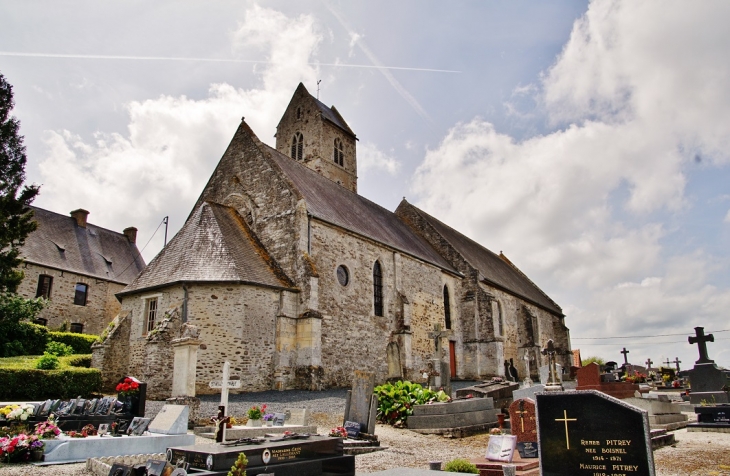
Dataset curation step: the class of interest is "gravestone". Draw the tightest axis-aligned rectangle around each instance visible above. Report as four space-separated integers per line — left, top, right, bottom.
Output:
576 362 639 399
427 324 453 394
539 364 563 386
508 398 538 458
386 342 403 380
407 397 499 437
343 370 377 435
536 390 655 476
148 405 189 435
687 327 730 404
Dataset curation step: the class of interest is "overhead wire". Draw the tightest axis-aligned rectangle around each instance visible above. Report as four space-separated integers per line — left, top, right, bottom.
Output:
114 217 167 278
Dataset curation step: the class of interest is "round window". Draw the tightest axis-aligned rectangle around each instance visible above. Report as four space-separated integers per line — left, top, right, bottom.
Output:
336 265 349 286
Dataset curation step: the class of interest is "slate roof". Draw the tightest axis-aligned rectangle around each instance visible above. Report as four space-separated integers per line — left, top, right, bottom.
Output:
264 144 458 274
119 202 295 296
404 203 563 315
313 98 356 138
20 206 145 285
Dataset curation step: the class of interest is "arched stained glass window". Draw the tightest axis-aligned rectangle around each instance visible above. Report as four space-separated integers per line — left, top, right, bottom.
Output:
373 261 383 316
444 285 452 329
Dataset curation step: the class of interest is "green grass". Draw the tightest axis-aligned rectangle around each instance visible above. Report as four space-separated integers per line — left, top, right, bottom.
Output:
0 354 91 370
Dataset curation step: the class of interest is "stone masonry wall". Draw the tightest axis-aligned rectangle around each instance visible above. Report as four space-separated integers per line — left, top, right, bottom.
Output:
16 262 124 335
275 86 357 193
310 220 456 387
91 310 132 391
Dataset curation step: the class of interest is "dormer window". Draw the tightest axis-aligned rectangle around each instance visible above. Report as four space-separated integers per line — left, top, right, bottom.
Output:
333 138 344 166
291 132 304 161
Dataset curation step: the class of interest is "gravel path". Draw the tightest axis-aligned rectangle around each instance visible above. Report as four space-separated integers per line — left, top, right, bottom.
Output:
1 390 729 475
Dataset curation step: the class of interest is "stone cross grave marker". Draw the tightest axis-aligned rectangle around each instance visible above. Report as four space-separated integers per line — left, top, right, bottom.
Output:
672 357 681 372
427 323 452 391
645 358 653 369
541 340 562 391
621 347 630 365
343 370 377 435
688 326 714 364
536 390 656 476
508 398 538 459
523 352 533 387
208 361 240 442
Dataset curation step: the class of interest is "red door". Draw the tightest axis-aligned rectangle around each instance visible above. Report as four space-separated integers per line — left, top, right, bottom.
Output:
449 341 457 378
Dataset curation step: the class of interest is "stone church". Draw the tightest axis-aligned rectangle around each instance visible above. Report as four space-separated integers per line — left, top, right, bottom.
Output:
93 83 571 398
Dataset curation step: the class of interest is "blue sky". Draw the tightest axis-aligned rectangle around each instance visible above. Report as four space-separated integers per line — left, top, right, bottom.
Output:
2 0 729 369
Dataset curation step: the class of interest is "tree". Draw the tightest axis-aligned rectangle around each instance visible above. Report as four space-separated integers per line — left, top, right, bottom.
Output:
0 72 39 293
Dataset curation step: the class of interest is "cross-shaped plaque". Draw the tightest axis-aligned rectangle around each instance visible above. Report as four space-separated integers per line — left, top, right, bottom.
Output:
688 327 714 364
555 409 577 450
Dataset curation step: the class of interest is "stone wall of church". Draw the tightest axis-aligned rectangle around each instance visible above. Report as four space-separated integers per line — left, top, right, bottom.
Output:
121 282 282 397
309 220 454 387
16 262 123 335
195 122 305 293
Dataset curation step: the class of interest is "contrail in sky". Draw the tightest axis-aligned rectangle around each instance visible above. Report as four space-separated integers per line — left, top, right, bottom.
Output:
321 2 433 122
0 51 460 74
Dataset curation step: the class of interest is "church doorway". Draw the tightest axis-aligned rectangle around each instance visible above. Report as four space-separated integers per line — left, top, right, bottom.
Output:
449 341 456 378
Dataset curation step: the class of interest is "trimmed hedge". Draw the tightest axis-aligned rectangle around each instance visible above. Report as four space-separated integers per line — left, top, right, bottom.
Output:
66 355 92 368
0 322 48 357
48 331 99 354
0 367 102 400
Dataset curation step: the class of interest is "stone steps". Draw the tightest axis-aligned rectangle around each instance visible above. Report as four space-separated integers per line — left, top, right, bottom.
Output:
471 456 540 476
650 429 675 450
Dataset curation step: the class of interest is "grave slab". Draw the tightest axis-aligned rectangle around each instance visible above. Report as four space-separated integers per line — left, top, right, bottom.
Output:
472 455 540 476
536 390 655 476
41 433 195 464
366 469 469 476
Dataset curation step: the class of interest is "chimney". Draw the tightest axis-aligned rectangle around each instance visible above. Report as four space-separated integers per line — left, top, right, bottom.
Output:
70 209 89 228
123 227 138 244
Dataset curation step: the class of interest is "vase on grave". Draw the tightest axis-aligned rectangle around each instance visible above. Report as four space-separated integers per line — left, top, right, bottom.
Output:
266 420 273 427
246 419 262 427
31 449 44 462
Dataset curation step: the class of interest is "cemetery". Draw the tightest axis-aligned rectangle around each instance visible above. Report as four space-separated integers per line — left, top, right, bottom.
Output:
2 330 730 475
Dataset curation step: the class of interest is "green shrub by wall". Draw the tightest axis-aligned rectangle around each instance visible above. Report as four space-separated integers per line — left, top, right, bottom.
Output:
0 322 48 357
0 367 102 400
66 355 92 368
48 331 98 354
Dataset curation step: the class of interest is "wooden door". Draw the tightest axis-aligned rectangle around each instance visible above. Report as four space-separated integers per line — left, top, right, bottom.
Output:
449 341 457 378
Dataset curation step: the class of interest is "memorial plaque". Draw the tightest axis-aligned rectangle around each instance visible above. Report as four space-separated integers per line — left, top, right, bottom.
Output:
536 390 655 476
273 412 286 426
516 441 538 459
344 420 360 438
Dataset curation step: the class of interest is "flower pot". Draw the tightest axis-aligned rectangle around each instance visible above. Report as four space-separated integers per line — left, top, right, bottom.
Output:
31 449 44 462
246 419 262 427
266 420 273 427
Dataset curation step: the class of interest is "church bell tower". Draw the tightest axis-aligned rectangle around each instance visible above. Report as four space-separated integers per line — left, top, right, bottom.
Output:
275 83 358 193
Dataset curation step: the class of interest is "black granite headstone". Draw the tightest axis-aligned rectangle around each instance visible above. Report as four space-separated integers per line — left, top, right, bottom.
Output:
536 390 655 476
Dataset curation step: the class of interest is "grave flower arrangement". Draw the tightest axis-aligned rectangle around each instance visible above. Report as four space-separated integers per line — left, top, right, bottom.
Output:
262 413 274 422
624 371 647 383
0 433 36 463
247 404 267 420
2 404 34 421
328 426 348 438
116 377 141 398
34 415 62 439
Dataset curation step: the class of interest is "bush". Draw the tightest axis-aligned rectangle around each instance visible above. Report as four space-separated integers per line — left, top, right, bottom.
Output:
48 331 99 354
374 380 450 427
36 352 60 370
0 321 48 357
582 356 606 367
46 340 74 356
66 355 92 368
444 458 479 473
0 367 102 400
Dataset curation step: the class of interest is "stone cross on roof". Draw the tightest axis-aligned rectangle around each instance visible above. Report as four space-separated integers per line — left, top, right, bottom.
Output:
620 347 630 364
688 326 714 364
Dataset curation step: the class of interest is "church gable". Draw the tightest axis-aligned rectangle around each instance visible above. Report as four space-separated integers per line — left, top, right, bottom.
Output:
275 83 358 192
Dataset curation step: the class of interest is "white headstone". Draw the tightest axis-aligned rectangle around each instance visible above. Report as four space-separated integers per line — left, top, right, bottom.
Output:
148 405 189 435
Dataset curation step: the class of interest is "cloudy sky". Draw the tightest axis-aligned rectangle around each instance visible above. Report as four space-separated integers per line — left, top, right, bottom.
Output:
2 0 729 369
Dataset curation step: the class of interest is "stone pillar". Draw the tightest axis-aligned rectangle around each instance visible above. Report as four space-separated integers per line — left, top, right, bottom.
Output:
171 337 200 397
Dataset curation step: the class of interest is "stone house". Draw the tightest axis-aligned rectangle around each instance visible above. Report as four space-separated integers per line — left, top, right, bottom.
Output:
93 83 570 397
16 207 145 335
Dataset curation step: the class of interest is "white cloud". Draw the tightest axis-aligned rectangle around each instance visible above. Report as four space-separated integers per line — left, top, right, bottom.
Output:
358 142 400 175
412 0 730 363
36 5 322 262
